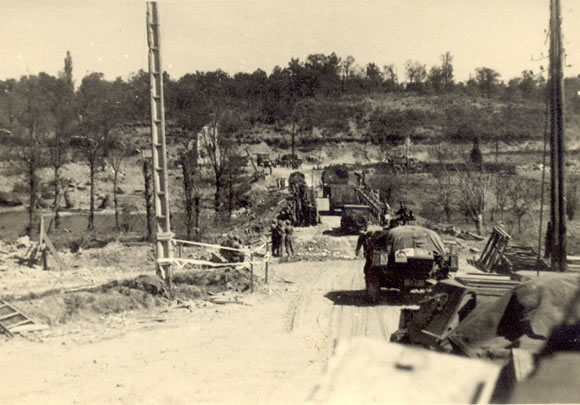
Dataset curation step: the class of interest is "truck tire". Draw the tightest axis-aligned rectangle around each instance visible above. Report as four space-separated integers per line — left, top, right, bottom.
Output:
365 270 380 304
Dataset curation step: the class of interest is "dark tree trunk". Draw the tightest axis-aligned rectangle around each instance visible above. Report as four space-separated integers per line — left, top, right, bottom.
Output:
88 160 95 230
474 213 483 235
27 162 38 236
215 175 223 213
53 165 61 229
181 153 195 239
194 196 200 239
113 170 119 230
228 176 233 222
444 206 452 222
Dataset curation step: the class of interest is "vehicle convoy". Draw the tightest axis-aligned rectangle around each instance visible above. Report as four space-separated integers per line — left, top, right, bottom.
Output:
340 204 370 234
362 225 457 303
284 171 319 226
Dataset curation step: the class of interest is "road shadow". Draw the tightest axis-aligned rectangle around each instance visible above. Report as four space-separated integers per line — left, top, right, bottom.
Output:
325 289 426 307
322 228 357 237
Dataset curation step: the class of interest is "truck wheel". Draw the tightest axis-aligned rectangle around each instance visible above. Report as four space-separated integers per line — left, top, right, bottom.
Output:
366 271 380 304
399 286 411 297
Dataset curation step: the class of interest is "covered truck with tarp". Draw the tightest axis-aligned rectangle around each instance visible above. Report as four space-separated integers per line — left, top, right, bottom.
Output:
363 225 455 303
322 166 350 186
286 171 319 226
447 273 580 358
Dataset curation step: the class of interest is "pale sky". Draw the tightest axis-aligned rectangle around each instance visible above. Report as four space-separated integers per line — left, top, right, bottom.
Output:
1 0 579 84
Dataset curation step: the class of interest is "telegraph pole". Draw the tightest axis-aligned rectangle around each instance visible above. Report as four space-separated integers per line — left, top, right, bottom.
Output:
549 0 567 272
147 2 174 285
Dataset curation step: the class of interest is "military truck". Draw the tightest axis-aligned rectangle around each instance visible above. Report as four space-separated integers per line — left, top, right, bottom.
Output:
340 204 370 234
256 153 272 168
363 225 457 303
287 171 319 226
327 184 359 214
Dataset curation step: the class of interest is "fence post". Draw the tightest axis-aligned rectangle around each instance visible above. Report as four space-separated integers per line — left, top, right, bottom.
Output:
265 260 269 284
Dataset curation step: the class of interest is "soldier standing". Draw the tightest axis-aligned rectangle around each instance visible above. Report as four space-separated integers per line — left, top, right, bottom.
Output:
277 220 286 257
285 220 295 256
270 220 279 256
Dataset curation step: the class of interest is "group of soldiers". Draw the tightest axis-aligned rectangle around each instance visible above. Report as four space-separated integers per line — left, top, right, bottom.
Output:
270 219 295 257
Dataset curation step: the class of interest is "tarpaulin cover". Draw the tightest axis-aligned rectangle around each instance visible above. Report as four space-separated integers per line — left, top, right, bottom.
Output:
369 225 447 256
448 273 580 358
322 166 350 184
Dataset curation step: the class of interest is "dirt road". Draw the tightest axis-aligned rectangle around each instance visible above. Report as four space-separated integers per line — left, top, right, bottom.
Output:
0 216 414 405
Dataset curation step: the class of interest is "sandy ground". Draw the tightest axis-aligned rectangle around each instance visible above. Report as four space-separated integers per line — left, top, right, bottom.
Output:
0 215 420 405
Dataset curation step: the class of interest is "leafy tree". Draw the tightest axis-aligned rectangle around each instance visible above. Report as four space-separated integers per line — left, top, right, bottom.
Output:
341 55 356 92
179 147 201 239
475 67 500 98
0 79 18 130
126 69 151 122
75 73 125 230
519 70 537 100
304 52 342 97
48 51 76 229
404 60 427 90
104 128 133 230
368 109 425 148
383 64 398 92
8 74 57 234
365 63 383 89
440 52 454 91
427 66 444 93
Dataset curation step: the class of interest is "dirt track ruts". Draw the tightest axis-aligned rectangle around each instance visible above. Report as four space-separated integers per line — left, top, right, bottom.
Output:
1 234 416 405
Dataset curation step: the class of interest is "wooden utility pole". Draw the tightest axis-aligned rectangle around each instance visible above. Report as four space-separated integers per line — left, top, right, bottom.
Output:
549 0 567 272
147 2 174 285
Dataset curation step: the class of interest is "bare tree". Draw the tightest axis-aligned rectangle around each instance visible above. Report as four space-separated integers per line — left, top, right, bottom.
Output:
456 164 492 234
431 148 455 222
198 111 243 214
494 175 512 222
509 179 537 233
105 128 132 230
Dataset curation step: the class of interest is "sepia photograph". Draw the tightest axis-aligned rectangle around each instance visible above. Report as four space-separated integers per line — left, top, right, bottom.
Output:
0 1 579 403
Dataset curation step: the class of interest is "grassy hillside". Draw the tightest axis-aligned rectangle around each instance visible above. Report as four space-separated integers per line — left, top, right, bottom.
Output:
238 93 579 151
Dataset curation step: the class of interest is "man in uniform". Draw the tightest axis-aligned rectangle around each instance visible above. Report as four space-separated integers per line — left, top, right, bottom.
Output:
285 220 295 256
277 219 286 257
271 220 280 256
355 230 373 257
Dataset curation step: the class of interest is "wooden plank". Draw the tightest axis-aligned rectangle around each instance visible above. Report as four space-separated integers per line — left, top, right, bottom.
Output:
41 232 64 271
